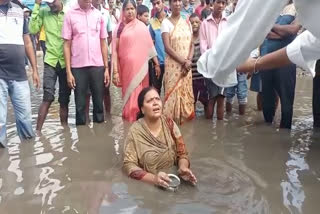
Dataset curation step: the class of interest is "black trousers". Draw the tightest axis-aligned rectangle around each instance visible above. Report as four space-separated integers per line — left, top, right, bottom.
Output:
313 60 320 128
261 64 296 129
72 66 105 125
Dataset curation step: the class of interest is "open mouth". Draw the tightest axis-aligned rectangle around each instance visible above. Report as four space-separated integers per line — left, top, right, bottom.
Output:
153 107 161 113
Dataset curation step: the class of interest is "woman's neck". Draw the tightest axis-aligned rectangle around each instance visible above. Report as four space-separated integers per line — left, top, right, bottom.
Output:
171 12 180 19
144 117 161 133
124 18 134 24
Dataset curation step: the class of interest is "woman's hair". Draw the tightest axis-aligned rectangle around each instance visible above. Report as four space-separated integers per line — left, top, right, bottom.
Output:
122 0 137 11
136 87 157 120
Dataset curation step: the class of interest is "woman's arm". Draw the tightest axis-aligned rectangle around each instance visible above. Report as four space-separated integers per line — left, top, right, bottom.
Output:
166 118 197 184
272 19 302 38
123 131 170 188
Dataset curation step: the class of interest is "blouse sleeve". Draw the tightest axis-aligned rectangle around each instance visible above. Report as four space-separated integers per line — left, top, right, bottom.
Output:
123 131 145 178
161 19 170 34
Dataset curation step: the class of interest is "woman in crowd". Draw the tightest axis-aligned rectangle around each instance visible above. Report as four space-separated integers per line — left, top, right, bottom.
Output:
112 0 161 122
123 87 197 188
161 0 195 125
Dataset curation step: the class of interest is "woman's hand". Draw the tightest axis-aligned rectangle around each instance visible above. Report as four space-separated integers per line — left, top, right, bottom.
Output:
236 57 256 74
178 166 197 185
112 71 121 87
154 65 161 79
153 171 171 188
183 59 192 70
181 67 189 77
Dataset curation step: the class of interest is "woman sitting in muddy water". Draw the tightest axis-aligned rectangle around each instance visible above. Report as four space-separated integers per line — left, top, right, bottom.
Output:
123 87 197 189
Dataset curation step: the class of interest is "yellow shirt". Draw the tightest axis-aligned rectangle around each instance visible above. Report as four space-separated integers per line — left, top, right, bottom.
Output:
39 25 46 41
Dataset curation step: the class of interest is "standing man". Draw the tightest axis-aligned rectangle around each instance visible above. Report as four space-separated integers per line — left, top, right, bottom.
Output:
62 0 110 126
149 0 168 94
199 0 228 120
259 3 301 129
29 0 71 132
92 0 112 114
0 0 40 148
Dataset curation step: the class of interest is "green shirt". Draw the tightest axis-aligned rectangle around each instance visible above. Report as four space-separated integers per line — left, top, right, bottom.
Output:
29 4 65 68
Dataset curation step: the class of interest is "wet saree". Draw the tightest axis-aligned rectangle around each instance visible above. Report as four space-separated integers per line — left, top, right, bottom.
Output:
123 116 189 179
112 19 157 122
163 17 195 125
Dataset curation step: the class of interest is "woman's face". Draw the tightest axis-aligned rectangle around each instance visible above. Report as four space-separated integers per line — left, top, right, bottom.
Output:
124 2 136 22
170 0 182 14
141 89 162 120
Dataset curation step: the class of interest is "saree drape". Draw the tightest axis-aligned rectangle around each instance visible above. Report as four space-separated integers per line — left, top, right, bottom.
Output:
123 116 189 176
112 19 157 121
163 17 195 125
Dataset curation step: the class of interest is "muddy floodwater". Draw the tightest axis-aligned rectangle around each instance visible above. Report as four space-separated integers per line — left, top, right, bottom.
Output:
0 59 320 213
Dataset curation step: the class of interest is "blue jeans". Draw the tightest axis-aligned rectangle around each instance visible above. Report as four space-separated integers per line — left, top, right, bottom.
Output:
0 79 35 147
226 73 248 105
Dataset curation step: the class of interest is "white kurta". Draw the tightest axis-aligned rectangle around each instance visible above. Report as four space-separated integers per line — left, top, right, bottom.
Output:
197 0 320 87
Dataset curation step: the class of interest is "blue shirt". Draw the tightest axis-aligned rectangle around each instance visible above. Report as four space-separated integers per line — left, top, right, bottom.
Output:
181 5 193 19
149 16 166 65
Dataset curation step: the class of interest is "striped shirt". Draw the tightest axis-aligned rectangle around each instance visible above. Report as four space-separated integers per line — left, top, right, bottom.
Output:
192 38 204 80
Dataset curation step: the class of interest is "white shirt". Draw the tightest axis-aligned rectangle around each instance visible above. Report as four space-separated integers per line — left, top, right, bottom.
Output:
197 0 320 87
160 18 174 34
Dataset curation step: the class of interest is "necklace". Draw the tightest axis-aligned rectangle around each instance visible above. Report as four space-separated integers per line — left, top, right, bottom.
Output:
169 15 180 26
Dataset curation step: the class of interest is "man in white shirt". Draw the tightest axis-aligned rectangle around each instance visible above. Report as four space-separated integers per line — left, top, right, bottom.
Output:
197 0 320 127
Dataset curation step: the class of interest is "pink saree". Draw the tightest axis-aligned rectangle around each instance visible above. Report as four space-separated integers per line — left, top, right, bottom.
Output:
112 19 157 122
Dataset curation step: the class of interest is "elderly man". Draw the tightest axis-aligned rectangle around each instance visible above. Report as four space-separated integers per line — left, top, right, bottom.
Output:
197 0 320 127
0 0 40 148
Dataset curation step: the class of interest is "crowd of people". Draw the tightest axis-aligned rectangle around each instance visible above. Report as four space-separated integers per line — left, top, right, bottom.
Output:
1 0 319 187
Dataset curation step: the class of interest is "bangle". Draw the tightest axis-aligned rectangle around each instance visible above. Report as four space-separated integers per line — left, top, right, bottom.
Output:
253 56 261 74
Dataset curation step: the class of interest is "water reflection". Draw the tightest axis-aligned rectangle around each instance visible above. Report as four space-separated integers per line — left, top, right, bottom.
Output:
0 73 320 213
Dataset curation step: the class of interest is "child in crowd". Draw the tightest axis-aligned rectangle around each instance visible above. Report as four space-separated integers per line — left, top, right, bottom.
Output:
225 74 248 115
136 0 143 6
190 13 208 114
199 0 227 120
224 0 247 115
181 0 193 18
137 5 150 25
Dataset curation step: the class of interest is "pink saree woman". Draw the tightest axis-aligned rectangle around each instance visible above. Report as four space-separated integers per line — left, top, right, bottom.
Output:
112 18 157 122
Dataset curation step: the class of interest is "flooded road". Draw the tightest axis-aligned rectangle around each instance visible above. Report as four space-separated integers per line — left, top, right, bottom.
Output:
0 58 320 213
